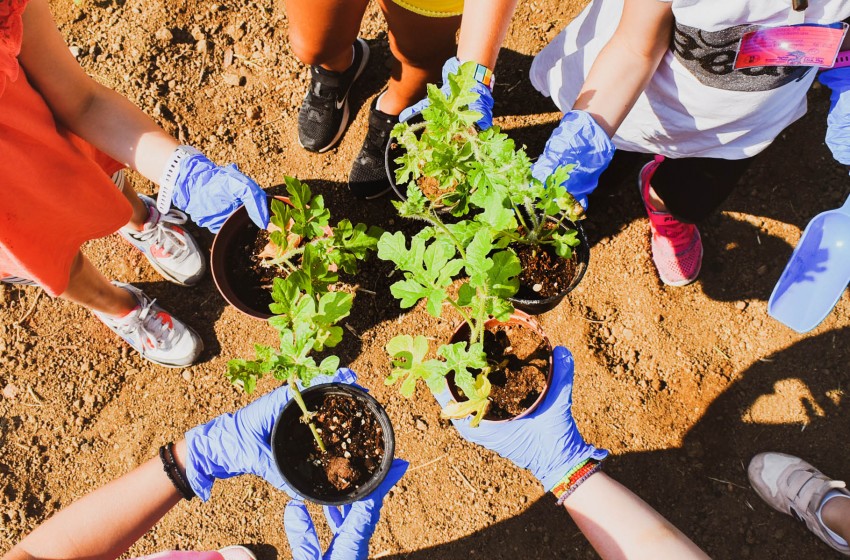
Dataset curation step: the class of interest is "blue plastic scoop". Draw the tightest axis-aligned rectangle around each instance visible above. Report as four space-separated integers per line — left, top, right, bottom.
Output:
768 194 850 333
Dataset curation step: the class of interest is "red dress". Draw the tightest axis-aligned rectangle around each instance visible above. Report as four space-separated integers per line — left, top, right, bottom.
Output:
0 0 131 295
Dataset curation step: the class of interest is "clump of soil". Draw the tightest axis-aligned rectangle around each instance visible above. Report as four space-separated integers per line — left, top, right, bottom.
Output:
452 323 550 420
512 241 578 299
226 225 279 313
284 394 384 494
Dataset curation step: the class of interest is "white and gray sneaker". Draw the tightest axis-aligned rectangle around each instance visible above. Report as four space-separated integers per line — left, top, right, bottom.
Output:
749 452 850 556
93 282 203 367
119 194 206 286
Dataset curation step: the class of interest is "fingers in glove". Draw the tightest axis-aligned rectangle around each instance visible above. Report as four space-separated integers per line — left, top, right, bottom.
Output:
284 501 322 560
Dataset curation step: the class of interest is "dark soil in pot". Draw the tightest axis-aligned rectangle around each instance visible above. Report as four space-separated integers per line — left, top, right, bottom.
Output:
272 384 395 505
448 312 553 421
509 220 589 315
227 226 278 314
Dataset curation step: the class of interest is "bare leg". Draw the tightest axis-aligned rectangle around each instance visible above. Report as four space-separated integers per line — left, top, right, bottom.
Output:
564 473 709 560
822 495 850 543
116 173 149 231
647 185 669 211
59 252 136 317
376 0 461 115
281 0 371 72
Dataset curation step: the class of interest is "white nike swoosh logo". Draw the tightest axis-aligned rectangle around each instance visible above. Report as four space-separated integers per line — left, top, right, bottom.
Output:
335 93 348 110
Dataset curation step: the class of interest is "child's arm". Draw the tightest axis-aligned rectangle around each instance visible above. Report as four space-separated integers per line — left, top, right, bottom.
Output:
18 0 177 184
17 0 268 232
456 0 519 71
572 0 674 136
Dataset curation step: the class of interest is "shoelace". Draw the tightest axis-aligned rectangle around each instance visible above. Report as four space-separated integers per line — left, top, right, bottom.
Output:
133 208 192 263
361 115 395 161
115 296 176 354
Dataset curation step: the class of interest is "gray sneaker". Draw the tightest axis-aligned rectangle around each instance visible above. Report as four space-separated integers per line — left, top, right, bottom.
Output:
119 195 206 286
93 282 203 367
749 452 850 556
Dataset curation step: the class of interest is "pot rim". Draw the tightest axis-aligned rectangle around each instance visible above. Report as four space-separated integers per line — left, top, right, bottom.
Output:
211 195 333 320
509 218 590 308
271 382 396 506
445 309 554 424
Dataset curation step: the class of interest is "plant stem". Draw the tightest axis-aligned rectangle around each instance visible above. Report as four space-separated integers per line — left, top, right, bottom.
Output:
288 376 326 452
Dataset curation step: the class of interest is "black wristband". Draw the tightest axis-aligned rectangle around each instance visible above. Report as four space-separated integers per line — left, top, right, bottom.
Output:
159 442 195 500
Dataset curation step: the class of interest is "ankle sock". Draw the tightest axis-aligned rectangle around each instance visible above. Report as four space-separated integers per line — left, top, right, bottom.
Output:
817 491 850 546
374 91 387 113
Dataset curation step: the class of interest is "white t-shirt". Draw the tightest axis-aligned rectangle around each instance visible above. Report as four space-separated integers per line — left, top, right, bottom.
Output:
530 0 850 159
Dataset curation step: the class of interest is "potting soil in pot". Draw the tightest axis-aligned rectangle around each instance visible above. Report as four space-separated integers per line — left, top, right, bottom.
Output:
227 225 278 312
512 241 578 299
285 394 385 493
481 324 549 420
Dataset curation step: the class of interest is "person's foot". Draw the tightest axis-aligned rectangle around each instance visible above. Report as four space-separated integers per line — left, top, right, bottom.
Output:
749 452 850 556
298 37 370 153
348 93 399 199
638 155 702 286
93 282 203 368
119 194 206 286
218 546 257 560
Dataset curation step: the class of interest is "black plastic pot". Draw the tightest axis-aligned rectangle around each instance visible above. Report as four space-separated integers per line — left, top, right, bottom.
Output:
271 383 396 505
509 219 590 315
210 196 290 320
446 310 553 423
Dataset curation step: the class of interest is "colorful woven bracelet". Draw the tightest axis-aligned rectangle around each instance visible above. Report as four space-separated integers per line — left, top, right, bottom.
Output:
551 459 603 505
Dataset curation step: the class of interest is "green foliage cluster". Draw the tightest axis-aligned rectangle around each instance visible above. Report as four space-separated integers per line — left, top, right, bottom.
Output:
380 62 585 426
227 177 381 449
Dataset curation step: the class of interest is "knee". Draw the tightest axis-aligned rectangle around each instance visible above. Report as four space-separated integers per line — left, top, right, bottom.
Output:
288 33 351 66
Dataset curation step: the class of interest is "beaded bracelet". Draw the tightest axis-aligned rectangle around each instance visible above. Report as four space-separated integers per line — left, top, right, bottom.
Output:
159 442 195 500
551 459 603 505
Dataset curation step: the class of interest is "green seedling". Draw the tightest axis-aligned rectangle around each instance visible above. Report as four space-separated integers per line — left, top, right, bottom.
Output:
228 177 382 451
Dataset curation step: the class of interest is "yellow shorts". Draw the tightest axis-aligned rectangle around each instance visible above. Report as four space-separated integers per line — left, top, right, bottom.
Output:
391 0 463 17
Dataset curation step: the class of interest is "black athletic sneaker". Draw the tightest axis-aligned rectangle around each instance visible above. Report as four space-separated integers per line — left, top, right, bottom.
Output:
298 37 370 153
348 94 399 199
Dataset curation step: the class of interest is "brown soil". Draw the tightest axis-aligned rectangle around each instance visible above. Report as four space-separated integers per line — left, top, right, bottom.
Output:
482 325 549 420
513 241 578 299
282 394 384 495
227 226 277 313
2 1 849 559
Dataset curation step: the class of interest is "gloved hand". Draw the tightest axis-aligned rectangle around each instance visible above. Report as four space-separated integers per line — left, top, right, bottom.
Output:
284 459 408 560
184 368 358 501
399 57 494 130
819 66 850 166
435 346 607 491
172 152 270 233
531 110 616 209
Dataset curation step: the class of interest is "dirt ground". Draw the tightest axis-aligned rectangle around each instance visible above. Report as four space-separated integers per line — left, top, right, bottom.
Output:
2 0 850 558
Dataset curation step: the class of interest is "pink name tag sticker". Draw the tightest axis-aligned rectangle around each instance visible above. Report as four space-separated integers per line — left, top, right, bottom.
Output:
734 23 849 70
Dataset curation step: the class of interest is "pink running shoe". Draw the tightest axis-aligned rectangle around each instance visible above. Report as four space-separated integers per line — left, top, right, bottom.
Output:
638 155 703 286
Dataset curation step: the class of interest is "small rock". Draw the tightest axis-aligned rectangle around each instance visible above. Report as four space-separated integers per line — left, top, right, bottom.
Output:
182 369 192 381
155 27 173 43
735 301 748 311
520 495 528 504
68 45 83 58
247 105 262 120
222 73 246 87
196 39 208 54
223 48 234 67
2 383 19 400
532 283 542 293
414 418 428 431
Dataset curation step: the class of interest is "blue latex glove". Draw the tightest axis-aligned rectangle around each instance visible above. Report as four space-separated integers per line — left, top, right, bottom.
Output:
820 66 850 166
173 153 270 233
399 57 494 130
284 459 408 560
184 368 358 501
435 346 608 491
531 110 616 209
